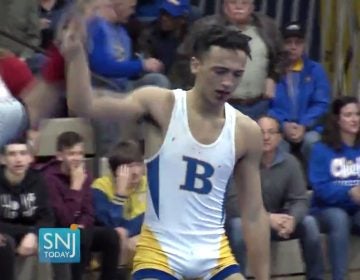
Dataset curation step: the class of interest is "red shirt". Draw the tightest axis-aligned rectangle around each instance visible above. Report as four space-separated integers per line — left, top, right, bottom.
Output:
41 45 65 83
0 55 34 97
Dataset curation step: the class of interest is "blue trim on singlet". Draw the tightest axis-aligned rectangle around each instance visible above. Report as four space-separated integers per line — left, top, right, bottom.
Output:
146 156 160 219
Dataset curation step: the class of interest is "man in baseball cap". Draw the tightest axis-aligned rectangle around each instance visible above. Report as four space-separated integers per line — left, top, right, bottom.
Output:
268 20 331 163
160 0 189 18
282 21 306 39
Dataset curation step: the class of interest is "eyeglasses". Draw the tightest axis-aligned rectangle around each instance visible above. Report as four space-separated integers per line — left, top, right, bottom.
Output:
261 130 280 136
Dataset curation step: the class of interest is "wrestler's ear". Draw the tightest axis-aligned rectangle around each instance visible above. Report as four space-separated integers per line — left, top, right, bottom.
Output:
190 57 201 74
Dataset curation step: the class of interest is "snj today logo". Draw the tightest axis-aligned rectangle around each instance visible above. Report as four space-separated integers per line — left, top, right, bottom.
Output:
38 224 80 263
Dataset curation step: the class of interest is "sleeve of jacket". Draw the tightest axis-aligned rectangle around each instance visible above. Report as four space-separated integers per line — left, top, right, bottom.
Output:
77 176 95 227
87 21 143 78
34 173 54 229
309 143 354 206
268 82 288 127
92 189 126 227
299 63 331 129
285 156 309 225
22 0 41 57
124 214 144 237
44 174 84 227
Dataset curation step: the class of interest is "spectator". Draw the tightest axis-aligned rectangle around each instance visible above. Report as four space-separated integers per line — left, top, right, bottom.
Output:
0 0 40 59
226 116 324 279
87 0 170 91
137 0 190 76
0 76 28 148
269 22 330 161
135 0 200 23
39 0 70 49
0 49 35 98
309 96 360 280
177 0 284 119
92 140 147 265
0 138 53 280
19 0 107 148
41 131 120 280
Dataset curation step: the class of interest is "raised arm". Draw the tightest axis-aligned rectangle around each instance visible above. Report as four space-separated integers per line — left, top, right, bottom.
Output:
61 19 150 121
234 120 270 280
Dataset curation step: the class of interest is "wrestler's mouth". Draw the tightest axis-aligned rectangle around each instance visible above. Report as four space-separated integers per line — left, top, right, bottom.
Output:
215 90 231 100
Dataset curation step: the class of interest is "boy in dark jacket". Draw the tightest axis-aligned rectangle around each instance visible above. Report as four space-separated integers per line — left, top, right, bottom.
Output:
0 138 53 280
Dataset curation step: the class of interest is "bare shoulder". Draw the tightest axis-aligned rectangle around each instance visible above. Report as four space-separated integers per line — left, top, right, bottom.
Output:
131 85 173 109
131 86 175 126
234 111 263 160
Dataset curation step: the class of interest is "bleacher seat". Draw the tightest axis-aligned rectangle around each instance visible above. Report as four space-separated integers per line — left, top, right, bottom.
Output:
36 118 95 157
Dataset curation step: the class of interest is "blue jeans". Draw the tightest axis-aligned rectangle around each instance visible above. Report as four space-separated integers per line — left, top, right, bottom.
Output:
280 130 321 161
129 73 171 90
315 208 360 280
226 216 324 279
230 99 269 120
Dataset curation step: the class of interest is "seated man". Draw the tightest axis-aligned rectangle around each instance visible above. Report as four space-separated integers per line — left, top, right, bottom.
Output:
0 138 53 280
92 140 147 265
41 131 120 280
226 116 324 279
137 0 190 78
87 0 170 91
269 22 330 161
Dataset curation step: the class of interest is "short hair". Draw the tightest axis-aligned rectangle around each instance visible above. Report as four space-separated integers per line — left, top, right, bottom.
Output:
108 140 144 174
192 24 252 59
322 96 360 150
257 115 282 133
56 131 84 152
1 137 29 154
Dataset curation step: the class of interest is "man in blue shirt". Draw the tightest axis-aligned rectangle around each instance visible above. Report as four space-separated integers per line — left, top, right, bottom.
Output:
269 22 330 161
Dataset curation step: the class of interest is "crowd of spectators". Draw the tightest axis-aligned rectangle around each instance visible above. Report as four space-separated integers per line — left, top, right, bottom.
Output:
0 0 359 280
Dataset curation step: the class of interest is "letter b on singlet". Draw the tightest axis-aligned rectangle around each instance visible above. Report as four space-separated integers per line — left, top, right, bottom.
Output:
180 156 214 194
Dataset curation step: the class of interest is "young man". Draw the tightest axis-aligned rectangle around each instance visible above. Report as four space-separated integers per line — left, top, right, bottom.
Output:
63 23 270 280
226 116 324 279
41 131 120 280
0 139 53 280
92 140 147 264
176 0 284 117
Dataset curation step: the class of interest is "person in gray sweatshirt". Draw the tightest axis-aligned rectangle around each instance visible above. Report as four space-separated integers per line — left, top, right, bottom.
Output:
225 115 324 280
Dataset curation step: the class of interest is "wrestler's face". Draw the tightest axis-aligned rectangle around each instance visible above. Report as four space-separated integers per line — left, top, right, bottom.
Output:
191 46 247 105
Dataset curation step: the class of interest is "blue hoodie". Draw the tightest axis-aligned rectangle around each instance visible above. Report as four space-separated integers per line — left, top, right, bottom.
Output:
309 142 360 213
87 17 143 90
269 56 330 131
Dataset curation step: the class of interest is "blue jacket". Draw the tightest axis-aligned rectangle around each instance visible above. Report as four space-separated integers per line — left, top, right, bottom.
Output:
87 17 144 90
92 175 147 237
269 56 330 131
309 142 360 213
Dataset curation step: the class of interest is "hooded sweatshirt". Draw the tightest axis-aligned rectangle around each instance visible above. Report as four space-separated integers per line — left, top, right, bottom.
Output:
309 142 360 213
92 175 147 237
0 166 53 240
41 160 94 227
